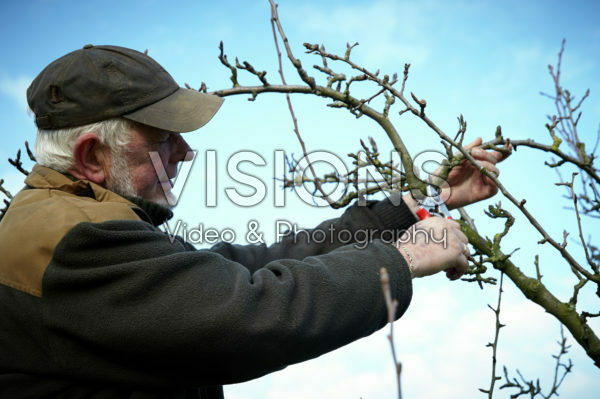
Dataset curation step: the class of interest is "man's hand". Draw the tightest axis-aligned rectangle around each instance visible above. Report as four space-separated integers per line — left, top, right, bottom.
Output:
395 218 469 280
441 137 511 210
401 137 510 216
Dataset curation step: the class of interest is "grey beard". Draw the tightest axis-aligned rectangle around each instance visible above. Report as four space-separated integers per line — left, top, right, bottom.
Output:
107 150 176 210
107 149 138 198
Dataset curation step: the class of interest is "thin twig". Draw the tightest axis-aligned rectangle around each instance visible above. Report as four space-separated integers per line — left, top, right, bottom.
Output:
380 267 402 399
269 0 335 206
458 207 477 233
480 272 505 398
0 179 14 200
482 138 599 185
218 41 239 87
499 326 572 398
562 173 598 273
25 141 36 162
8 149 30 176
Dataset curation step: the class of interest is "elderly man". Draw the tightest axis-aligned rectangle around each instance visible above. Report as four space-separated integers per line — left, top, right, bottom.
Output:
0 45 506 398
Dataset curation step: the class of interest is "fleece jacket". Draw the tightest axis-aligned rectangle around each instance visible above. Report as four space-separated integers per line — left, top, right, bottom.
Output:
0 164 417 398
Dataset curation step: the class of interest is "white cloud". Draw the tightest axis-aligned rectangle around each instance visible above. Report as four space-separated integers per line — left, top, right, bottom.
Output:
0 74 32 112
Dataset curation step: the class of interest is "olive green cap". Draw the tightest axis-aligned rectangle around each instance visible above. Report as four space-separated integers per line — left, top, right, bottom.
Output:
27 44 223 132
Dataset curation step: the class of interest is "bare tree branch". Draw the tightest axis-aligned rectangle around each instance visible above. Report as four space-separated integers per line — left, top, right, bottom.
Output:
479 272 505 398
380 267 403 399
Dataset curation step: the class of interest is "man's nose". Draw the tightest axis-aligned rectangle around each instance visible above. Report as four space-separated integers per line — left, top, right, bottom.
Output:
171 134 193 163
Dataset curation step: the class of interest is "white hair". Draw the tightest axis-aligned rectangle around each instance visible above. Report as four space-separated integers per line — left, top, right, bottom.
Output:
34 118 133 173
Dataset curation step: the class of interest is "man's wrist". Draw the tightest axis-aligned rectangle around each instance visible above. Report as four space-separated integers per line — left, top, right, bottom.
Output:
395 242 416 279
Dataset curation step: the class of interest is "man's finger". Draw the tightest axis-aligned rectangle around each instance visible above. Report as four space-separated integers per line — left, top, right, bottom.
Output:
463 137 483 151
479 161 499 178
456 253 469 278
490 148 510 163
446 254 468 280
471 147 501 164
462 243 470 257
487 142 513 162
454 230 469 245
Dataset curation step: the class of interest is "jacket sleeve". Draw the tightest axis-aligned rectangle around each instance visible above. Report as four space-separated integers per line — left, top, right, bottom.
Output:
209 193 418 274
42 217 412 388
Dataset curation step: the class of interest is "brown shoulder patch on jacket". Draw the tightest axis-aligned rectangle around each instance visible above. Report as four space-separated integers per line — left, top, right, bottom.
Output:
0 188 140 297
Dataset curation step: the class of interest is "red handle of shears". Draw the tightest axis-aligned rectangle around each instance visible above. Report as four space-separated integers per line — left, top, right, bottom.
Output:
416 207 431 220
416 208 452 220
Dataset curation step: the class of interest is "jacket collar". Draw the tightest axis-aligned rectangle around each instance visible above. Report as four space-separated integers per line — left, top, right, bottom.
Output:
25 164 173 226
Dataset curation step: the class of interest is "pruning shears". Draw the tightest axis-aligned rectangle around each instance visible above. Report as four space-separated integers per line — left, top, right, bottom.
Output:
415 181 452 220
415 178 465 279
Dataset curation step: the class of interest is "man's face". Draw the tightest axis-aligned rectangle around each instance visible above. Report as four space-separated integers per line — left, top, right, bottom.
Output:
107 122 192 207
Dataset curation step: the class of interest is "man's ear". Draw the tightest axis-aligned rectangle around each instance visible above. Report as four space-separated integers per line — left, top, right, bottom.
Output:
69 133 109 184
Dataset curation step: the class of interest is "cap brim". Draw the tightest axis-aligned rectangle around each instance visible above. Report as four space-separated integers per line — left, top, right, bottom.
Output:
122 88 224 133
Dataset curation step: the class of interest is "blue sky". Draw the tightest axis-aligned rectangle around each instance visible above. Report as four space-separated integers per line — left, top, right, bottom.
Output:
1 1 599 398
